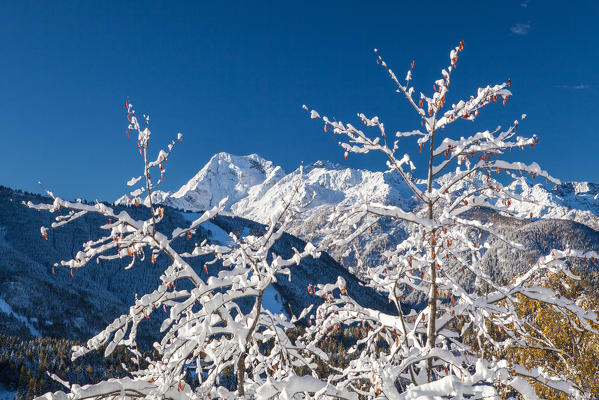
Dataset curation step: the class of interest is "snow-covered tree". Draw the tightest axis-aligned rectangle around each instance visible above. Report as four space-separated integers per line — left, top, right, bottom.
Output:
29 101 349 400
302 41 599 399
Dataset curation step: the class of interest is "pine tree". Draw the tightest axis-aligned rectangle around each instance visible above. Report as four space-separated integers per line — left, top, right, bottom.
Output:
18 364 29 389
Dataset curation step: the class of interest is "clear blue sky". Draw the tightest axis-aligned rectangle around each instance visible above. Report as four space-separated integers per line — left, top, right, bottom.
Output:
1 0 597 201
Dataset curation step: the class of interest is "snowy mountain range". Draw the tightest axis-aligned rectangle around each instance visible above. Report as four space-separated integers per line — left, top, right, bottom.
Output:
131 153 414 212
121 152 599 274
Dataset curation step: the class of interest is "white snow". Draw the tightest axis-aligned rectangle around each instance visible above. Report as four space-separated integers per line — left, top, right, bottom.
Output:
234 160 416 224
203 221 233 245
262 285 287 317
507 179 599 230
145 152 416 229
127 152 599 275
181 212 233 245
0 297 41 337
126 176 142 186
181 212 287 316
156 153 285 212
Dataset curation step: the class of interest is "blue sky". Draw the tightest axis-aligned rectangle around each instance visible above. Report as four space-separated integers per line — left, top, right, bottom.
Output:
1 0 597 201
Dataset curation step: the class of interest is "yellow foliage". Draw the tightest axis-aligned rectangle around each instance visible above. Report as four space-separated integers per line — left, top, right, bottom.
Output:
503 273 599 399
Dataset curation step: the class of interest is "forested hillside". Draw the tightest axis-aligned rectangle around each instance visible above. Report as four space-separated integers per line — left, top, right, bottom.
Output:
0 334 142 400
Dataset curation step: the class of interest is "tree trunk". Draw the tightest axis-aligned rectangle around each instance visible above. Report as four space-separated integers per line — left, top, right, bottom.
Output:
426 129 437 382
237 289 264 396
237 354 246 396
427 237 438 382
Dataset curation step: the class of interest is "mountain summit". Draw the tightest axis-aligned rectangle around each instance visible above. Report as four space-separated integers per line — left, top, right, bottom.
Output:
168 152 285 211
117 152 286 212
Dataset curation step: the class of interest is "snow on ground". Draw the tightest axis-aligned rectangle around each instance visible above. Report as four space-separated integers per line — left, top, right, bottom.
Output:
263 285 287 318
180 213 287 316
203 221 234 245
0 297 41 337
182 212 234 246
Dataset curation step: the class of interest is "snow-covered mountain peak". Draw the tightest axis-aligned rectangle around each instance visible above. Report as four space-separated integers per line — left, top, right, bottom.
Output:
109 151 599 283
306 160 346 171
231 161 417 223
121 152 420 223
173 152 280 194
146 152 285 212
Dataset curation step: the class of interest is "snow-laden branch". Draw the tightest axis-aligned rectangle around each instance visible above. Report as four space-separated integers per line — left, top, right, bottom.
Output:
32 103 332 400
303 41 596 399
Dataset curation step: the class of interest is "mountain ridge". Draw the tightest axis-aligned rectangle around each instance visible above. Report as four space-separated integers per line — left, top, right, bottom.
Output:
126 152 599 275
126 151 599 229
